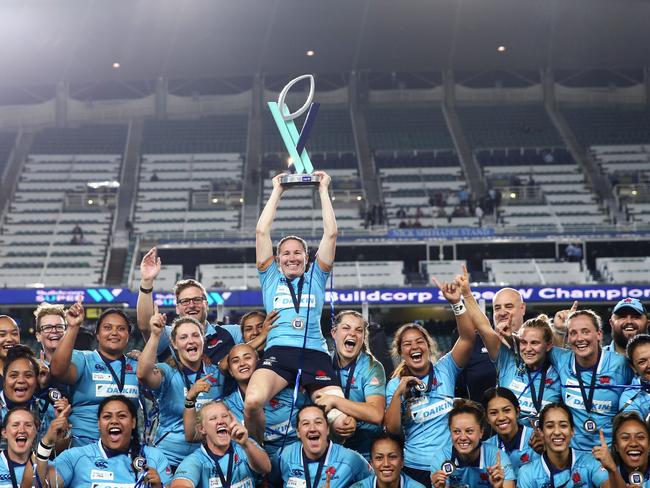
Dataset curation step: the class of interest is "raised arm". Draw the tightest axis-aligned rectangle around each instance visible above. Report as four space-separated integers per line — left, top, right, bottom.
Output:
136 247 161 341
256 173 285 270
136 305 166 390
314 171 337 271
230 420 272 475
182 376 214 442
49 300 83 384
432 269 475 368
384 375 419 434
452 267 502 361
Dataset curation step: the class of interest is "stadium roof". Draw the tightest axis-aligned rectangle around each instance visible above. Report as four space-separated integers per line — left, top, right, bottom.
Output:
1 0 648 87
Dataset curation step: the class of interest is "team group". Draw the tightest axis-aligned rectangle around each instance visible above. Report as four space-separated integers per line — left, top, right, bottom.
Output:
0 171 648 487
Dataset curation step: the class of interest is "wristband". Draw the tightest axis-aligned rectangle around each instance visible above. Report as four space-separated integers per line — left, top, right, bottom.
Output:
450 301 467 316
139 285 154 294
184 399 196 409
36 441 53 460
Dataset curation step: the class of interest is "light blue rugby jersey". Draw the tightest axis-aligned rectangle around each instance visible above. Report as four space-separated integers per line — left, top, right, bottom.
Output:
619 376 650 421
496 346 561 422
53 441 172 487
152 361 224 466
223 386 307 456
385 353 460 471
173 443 258 488
517 449 608 488
69 350 140 446
549 347 634 451
279 441 371 488
333 351 386 459
259 260 329 353
429 443 515 487
485 424 539 476
350 473 426 488
0 452 26 488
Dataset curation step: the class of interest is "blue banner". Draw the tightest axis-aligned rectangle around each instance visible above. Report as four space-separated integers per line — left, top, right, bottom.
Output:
386 227 496 239
3 284 649 307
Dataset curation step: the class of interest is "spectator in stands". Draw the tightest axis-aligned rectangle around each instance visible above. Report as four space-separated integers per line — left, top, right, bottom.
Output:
517 403 610 488
399 220 407 229
136 248 243 366
619 333 650 419
385 269 476 487
137 311 224 470
34 302 67 364
605 297 648 355
482 387 540 476
397 207 406 219
72 223 83 241
595 411 650 487
475 205 484 227
245 171 356 445
37 395 172 487
543 150 555 164
350 433 425 488
50 302 141 447
279 405 371 488
150 171 160 182
173 400 270 488
430 399 515 488
564 242 583 262
317 310 386 460
0 315 20 390
549 309 634 451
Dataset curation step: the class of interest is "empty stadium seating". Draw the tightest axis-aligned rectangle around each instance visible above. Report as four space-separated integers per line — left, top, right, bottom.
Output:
484 259 590 285
197 263 258 289
142 115 248 154
563 106 650 147
420 260 467 284
134 153 244 235
366 106 454 150
0 152 122 287
596 257 650 284
131 264 184 291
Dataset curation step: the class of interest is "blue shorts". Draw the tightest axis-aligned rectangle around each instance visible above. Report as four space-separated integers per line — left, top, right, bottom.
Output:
259 346 338 390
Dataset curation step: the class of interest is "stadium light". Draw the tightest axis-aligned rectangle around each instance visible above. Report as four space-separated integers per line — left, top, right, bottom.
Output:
509 192 517 199
212 197 219 203
306 50 315 57
497 45 506 52
112 62 120 68
87 199 94 205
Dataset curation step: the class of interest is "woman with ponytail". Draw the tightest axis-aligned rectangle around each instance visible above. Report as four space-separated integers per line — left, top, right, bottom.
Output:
137 310 224 470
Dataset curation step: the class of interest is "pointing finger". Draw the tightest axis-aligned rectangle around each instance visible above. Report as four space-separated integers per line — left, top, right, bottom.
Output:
599 428 607 446
462 263 468 277
496 450 500 465
570 300 579 312
153 303 159 315
431 276 442 289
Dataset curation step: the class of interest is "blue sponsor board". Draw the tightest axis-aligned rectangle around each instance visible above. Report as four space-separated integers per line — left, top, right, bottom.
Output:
1 284 649 307
386 227 496 239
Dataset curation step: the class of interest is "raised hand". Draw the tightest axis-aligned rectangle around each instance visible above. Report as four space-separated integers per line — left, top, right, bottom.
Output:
65 299 85 329
395 375 424 398
262 310 280 335
42 404 71 446
312 170 331 191
486 451 505 488
149 304 167 337
456 264 472 297
140 247 161 284
143 467 163 488
553 300 578 333
272 173 287 193
431 470 448 488
591 429 616 472
229 419 249 446
186 373 214 401
432 276 462 304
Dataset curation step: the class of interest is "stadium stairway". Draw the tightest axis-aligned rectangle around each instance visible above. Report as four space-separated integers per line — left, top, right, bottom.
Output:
105 120 144 285
544 101 622 223
442 71 485 197
0 130 33 217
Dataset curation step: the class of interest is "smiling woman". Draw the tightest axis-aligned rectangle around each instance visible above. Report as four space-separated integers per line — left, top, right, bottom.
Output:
49 304 141 447
137 314 224 470
39 395 172 488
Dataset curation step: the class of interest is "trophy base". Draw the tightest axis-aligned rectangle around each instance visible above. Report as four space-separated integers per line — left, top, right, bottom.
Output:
280 174 321 187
